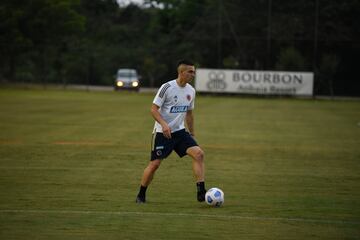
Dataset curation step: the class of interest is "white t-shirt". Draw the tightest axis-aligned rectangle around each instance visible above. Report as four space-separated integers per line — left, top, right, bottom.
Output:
153 79 195 133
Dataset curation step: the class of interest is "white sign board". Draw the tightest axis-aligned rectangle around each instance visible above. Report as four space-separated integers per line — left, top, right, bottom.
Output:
195 68 314 96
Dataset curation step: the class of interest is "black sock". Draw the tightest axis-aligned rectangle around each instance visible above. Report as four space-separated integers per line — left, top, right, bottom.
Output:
138 185 147 198
196 182 205 193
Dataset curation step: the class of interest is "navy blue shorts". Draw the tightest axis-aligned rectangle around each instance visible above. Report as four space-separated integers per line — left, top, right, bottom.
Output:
151 129 198 161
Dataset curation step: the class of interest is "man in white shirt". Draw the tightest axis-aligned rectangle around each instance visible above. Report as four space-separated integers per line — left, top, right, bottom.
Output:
136 60 206 203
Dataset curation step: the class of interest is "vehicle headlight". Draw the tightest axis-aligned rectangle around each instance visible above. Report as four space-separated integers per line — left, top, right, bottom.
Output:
132 81 139 87
117 81 124 87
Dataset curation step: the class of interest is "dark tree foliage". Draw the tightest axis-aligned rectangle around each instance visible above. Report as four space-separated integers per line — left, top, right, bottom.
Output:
0 0 85 84
0 0 358 95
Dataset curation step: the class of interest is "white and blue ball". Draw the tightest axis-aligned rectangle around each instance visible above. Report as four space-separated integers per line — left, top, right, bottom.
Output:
205 187 224 207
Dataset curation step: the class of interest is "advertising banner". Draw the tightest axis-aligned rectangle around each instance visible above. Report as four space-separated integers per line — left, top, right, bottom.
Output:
195 68 314 96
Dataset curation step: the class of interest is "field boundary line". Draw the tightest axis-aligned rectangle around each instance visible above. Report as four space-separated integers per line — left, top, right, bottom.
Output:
0 167 136 171
1 209 359 225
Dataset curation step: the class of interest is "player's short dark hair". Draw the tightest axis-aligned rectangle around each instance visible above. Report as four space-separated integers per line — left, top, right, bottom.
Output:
177 59 194 67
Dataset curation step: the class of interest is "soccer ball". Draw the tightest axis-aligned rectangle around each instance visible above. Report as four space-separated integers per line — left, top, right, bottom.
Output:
205 187 224 207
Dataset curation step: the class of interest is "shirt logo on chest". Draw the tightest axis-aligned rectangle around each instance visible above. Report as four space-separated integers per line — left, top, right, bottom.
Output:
170 106 188 113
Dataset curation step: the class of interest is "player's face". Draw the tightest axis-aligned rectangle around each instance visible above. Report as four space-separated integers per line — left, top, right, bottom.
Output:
182 65 196 83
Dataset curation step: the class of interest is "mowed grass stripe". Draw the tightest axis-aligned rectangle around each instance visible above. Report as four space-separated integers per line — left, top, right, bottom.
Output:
1 209 359 225
0 140 352 153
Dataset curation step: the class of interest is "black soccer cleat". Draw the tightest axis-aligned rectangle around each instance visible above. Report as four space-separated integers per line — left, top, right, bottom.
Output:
135 195 146 204
197 190 206 202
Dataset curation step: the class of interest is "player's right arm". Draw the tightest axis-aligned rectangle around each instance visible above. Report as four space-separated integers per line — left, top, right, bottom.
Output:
150 104 171 139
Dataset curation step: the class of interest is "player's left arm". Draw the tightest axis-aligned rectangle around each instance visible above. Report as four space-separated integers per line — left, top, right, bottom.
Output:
186 110 195 137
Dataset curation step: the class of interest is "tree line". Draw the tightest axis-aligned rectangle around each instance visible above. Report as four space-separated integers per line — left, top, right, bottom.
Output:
0 0 359 96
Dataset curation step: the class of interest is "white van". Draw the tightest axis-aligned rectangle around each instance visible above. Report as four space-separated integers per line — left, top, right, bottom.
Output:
114 68 140 91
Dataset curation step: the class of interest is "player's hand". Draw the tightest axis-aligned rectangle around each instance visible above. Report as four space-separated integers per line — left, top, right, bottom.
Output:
162 124 172 139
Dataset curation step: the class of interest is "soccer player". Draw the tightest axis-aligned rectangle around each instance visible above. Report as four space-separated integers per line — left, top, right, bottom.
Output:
136 60 206 203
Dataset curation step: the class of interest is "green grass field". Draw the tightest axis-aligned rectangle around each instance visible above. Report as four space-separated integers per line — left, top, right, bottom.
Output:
0 88 359 239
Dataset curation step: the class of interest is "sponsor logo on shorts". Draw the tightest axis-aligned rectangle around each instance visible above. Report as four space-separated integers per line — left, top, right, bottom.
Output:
156 150 162 156
156 146 164 150
170 105 188 113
